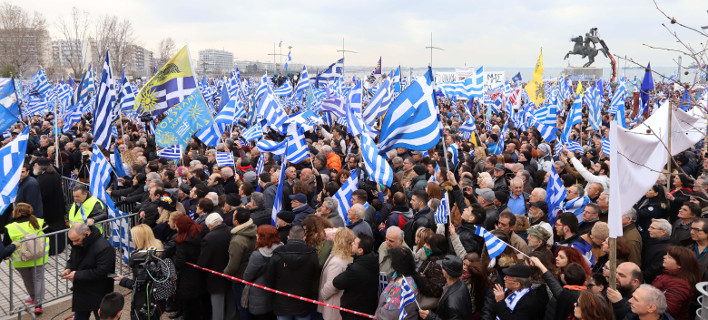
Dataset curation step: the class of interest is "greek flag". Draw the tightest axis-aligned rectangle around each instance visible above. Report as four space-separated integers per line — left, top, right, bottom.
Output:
601 137 610 156
62 103 82 132
274 80 293 96
557 139 584 154
73 65 95 106
0 77 20 118
271 160 287 226
200 77 215 104
93 52 117 149
195 121 222 147
31 69 52 97
321 94 346 117
23 95 48 117
255 153 265 175
545 165 567 225
284 49 292 71
398 277 417 320
0 127 29 215
348 80 363 111
435 193 449 224
360 134 394 187
293 65 310 98
362 78 394 127
113 146 127 178
378 68 440 156
256 76 288 133
117 70 135 114
157 145 182 160
609 80 627 128
216 152 235 166
89 144 132 263
55 82 73 108
475 226 508 259
533 120 558 143
214 96 238 131
315 58 344 88
334 169 358 225
242 123 264 141
447 144 459 167
562 95 583 141
391 66 402 94
437 66 484 99
257 139 287 155
585 82 602 131
559 76 573 100
285 125 309 164
458 117 476 140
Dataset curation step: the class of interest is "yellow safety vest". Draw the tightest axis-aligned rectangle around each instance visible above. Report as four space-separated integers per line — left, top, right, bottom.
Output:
5 219 49 268
68 196 104 233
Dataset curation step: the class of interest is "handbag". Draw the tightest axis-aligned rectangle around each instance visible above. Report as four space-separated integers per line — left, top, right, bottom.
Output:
149 257 177 300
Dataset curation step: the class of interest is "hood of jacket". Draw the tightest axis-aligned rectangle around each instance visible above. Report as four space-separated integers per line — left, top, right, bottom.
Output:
259 243 283 257
231 218 257 239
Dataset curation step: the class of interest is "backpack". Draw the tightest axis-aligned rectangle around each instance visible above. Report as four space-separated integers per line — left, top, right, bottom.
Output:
148 257 177 301
14 223 45 261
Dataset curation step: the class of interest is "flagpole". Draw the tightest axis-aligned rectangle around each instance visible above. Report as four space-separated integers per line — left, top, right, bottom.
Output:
54 100 60 167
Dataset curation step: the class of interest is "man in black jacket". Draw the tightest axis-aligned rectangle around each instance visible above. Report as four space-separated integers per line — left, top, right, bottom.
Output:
333 234 379 320
33 159 67 254
62 223 115 320
266 226 319 319
198 213 235 320
419 255 473 320
404 190 434 247
491 264 548 320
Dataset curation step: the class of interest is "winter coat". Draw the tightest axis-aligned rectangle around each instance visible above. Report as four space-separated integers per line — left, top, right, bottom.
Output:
243 243 283 315
374 275 419 320
642 237 671 283
634 196 668 234
223 176 238 195
292 204 316 226
425 279 474 320
403 207 435 248
318 254 352 320
173 228 207 302
223 219 257 277
35 171 66 229
16 176 43 218
263 183 278 215
118 251 166 318
417 254 446 298
541 270 583 320
333 253 379 320
266 238 319 317
623 223 643 267
197 223 232 294
652 270 694 320
65 226 115 312
250 206 270 226
457 221 485 254
378 241 410 280
349 219 373 238
491 285 549 320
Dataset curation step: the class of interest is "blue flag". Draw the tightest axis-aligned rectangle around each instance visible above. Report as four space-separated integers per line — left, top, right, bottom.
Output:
155 90 214 148
113 146 127 178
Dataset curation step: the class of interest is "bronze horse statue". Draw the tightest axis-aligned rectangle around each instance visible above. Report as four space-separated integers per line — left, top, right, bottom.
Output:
564 35 609 67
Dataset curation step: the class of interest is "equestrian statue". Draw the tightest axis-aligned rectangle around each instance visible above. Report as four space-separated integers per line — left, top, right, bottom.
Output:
564 28 618 81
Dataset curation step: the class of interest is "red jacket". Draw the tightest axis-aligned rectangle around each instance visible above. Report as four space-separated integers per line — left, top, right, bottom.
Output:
652 269 694 320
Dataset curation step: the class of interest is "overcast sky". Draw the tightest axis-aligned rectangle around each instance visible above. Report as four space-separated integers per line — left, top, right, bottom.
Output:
12 0 708 69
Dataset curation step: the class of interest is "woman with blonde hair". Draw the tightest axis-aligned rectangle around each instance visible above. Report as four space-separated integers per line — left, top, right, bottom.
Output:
114 225 166 318
319 228 356 320
3 203 47 314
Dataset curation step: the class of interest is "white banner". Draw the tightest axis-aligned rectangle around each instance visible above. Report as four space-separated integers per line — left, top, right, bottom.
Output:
483 71 505 91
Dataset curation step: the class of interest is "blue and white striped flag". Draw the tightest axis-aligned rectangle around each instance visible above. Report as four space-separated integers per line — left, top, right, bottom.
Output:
378 68 441 156
360 134 394 187
447 144 459 167
285 125 309 164
89 144 133 263
62 103 82 132
93 51 117 149
391 66 402 94
609 80 627 128
73 66 95 106
157 145 182 160
315 58 344 88
437 66 484 99
31 69 52 97
256 76 288 133
320 94 346 118
214 96 238 132
428 164 440 183
117 70 135 114
362 78 394 127
255 153 265 175
0 127 29 215
195 121 222 147
398 277 417 320
562 95 583 141
601 137 610 156
475 226 508 259
458 117 476 140
435 193 449 224
216 152 235 166
23 95 48 118
0 77 20 118
534 120 558 143
546 165 567 225
293 66 310 98
334 169 358 225
242 123 264 141
284 49 292 71
257 139 287 155
274 80 293 96
271 160 287 226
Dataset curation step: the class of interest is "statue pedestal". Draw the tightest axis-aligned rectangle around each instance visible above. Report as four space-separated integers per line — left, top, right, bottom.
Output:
562 66 603 81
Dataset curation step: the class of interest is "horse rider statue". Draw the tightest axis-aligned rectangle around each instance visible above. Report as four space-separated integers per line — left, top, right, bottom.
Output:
564 27 609 67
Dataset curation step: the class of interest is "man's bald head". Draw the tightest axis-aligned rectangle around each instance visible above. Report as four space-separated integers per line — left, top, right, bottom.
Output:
616 262 643 291
385 226 404 249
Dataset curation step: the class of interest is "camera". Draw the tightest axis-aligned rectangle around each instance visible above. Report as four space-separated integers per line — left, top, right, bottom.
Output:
130 249 167 320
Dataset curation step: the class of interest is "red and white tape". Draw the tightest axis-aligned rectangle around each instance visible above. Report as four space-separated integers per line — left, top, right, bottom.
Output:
187 262 376 319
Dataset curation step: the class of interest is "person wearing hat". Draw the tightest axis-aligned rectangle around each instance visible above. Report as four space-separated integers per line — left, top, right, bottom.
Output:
491 163 509 192
527 201 554 247
406 165 428 198
475 188 499 231
290 193 315 227
573 221 609 267
493 190 509 213
418 255 473 320
527 225 552 255
198 213 236 320
492 264 549 319
536 143 554 172
276 211 295 244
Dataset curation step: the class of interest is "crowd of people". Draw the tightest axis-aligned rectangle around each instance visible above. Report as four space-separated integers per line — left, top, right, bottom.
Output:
1 80 707 320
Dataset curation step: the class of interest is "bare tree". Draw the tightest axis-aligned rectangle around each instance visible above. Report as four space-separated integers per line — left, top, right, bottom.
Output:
56 7 90 79
89 15 135 75
156 37 176 66
0 2 49 77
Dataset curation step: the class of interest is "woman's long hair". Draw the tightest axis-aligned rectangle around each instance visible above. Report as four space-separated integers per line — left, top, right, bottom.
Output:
302 215 332 247
576 290 614 320
665 245 700 286
331 228 356 260
174 215 203 243
389 247 425 288
554 246 591 278
131 224 163 250
12 203 39 230
255 225 281 250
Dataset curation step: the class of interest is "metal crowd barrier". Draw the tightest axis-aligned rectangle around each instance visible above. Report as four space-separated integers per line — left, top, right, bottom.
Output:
1 213 139 318
697 282 708 319
60 176 137 214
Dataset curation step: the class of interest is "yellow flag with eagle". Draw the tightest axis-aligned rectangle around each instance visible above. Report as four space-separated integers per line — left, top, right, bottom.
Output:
524 50 545 106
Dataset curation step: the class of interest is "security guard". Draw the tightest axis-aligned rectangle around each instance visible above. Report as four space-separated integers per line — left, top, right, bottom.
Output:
68 185 107 233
